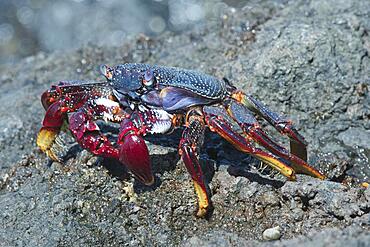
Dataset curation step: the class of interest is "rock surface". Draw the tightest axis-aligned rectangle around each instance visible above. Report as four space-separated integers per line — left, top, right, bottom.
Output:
0 0 369 246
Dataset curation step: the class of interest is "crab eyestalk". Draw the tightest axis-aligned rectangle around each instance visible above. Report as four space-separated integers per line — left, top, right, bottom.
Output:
41 86 62 110
100 64 113 80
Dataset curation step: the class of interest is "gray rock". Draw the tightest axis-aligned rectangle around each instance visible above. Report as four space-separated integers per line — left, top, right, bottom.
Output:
0 0 369 246
337 128 370 149
262 226 281 241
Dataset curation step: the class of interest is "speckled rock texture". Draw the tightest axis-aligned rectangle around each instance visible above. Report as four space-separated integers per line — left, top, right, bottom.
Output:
0 0 369 246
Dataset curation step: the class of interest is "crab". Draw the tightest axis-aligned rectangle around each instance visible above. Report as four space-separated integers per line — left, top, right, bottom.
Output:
37 63 325 217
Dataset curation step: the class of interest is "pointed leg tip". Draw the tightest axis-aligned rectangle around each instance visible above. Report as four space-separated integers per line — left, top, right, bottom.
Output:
192 180 211 218
133 174 155 186
196 207 209 218
37 127 58 151
310 164 326 180
45 150 62 163
290 158 326 180
37 127 63 162
287 174 297 181
132 173 155 186
142 175 155 186
317 173 326 180
195 202 214 218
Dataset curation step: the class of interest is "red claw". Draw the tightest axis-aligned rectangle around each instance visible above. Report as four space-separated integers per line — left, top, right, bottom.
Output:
42 101 64 127
119 133 154 185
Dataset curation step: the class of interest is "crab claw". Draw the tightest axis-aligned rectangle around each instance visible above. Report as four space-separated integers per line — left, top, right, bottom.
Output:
118 120 154 185
119 134 154 185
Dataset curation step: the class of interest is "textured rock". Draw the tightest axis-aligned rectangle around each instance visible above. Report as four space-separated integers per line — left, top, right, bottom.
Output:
0 0 369 246
262 226 281 241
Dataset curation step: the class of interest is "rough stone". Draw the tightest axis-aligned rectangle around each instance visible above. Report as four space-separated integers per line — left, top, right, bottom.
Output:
262 226 281 241
0 0 369 246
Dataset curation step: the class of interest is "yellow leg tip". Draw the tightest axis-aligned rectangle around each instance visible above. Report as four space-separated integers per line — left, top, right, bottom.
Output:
37 127 58 151
256 155 296 180
37 127 60 161
196 206 209 218
362 182 369 188
193 181 210 218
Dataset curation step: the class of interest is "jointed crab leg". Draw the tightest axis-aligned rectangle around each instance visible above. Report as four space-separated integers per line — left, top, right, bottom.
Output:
232 91 308 161
226 101 325 179
179 110 210 217
204 105 297 180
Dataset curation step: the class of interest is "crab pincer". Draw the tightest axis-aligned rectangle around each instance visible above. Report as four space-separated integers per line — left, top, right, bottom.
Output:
118 118 154 186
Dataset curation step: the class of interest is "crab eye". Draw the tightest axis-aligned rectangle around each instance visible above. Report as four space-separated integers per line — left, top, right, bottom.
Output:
142 69 154 87
100 64 113 80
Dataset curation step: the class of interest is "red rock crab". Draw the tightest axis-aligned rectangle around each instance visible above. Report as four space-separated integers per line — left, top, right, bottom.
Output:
37 63 325 217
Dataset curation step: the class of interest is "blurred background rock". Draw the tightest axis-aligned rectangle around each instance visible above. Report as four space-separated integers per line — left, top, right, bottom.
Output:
0 0 248 66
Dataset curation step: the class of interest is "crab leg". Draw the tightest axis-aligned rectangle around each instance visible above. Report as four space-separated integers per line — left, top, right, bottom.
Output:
204 105 297 180
179 110 210 217
231 91 308 161
226 101 325 179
